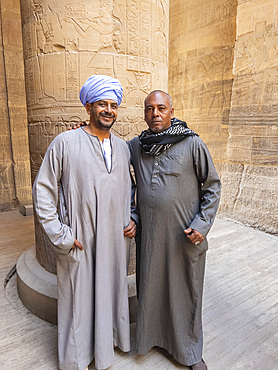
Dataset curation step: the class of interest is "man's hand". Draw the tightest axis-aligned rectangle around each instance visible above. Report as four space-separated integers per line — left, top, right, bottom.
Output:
68 121 87 130
124 219 137 238
184 228 204 246
72 238 84 250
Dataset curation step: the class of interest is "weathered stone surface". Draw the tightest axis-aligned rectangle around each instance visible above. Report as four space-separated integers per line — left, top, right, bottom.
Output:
20 0 169 273
0 0 32 211
218 163 278 234
221 0 278 233
169 0 237 161
169 0 278 234
0 6 15 211
1 0 277 270
21 0 169 177
227 0 278 165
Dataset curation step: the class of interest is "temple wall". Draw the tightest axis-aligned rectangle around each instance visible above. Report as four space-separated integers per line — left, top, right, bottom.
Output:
20 0 169 273
169 0 237 162
21 0 168 184
169 0 278 234
0 0 32 211
221 0 278 233
0 0 277 237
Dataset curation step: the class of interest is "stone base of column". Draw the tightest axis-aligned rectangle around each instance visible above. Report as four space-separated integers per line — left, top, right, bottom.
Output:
19 204 34 216
17 246 137 325
17 246 58 324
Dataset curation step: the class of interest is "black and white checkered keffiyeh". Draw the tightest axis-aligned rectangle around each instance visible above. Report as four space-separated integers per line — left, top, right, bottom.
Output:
139 118 198 156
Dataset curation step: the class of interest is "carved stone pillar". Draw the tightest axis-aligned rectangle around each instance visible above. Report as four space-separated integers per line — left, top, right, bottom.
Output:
0 5 14 212
0 0 32 212
18 0 169 323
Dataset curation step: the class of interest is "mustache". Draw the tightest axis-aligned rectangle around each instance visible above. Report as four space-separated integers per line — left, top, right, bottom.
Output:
100 112 115 118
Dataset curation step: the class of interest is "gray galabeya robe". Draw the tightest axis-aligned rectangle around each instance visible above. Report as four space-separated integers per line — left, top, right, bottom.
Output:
33 128 131 370
128 134 221 366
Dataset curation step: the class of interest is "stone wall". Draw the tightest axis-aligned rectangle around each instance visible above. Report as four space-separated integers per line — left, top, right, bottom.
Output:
169 0 237 161
221 0 278 233
0 0 32 212
169 0 278 234
0 0 277 236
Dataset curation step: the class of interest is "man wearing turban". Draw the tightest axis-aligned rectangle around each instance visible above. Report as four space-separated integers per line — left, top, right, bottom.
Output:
32 75 137 370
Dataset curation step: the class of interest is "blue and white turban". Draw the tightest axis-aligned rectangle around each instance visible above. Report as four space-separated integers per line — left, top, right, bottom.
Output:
79 74 123 107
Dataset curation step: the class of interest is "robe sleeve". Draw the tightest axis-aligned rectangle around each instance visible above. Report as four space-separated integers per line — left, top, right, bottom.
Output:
189 137 221 237
130 171 139 225
32 136 75 254
127 139 139 225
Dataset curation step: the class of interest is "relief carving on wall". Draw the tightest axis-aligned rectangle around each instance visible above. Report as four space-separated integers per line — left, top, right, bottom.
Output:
21 0 168 179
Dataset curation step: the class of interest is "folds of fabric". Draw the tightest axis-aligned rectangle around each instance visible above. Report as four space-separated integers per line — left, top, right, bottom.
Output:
33 129 131 369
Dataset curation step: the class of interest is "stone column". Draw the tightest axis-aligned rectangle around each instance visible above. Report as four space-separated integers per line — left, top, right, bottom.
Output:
0 4 14 212
18 0 169 323
0 0 32 212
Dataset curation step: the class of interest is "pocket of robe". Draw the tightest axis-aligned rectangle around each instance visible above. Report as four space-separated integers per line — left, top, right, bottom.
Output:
161 154 183 176
65 247 80 263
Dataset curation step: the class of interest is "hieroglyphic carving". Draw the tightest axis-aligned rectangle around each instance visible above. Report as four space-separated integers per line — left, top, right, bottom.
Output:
192 0 236 31
112 0 126 53
0 24 15 207
0 0 32 209
169 0 236 165
126 70 151 108
231 0 278 130
113 55 127 106
22 0 169 171
20 0 169 273
154 0 168 63
217 0 278 233
33 2 54 54
66 52 79 100
85 52 114 78
93 1 114 49
127 0 139 56
64 2 112 50
28 113 83 181
140 0 151 58
151 61 168 91
111 114 147 141
22 23 33 61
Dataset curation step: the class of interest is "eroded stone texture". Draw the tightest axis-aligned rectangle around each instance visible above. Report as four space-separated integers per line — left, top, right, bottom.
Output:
20 0 169 273
21 0 169 181
220 0 278 234
220 163 278 233
169 0 278 234
0 0 32 212
227 0 278 165
169 0 237 161
0 8 15 211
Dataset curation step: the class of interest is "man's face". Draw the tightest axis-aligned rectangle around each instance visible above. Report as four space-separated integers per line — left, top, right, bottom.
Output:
86 99 118 130
144 92 174 133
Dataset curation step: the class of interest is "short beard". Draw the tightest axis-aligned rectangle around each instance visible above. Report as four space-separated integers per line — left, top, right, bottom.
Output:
97 113 116 130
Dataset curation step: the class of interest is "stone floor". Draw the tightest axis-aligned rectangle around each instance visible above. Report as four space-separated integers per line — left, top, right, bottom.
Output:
0 210 278 370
